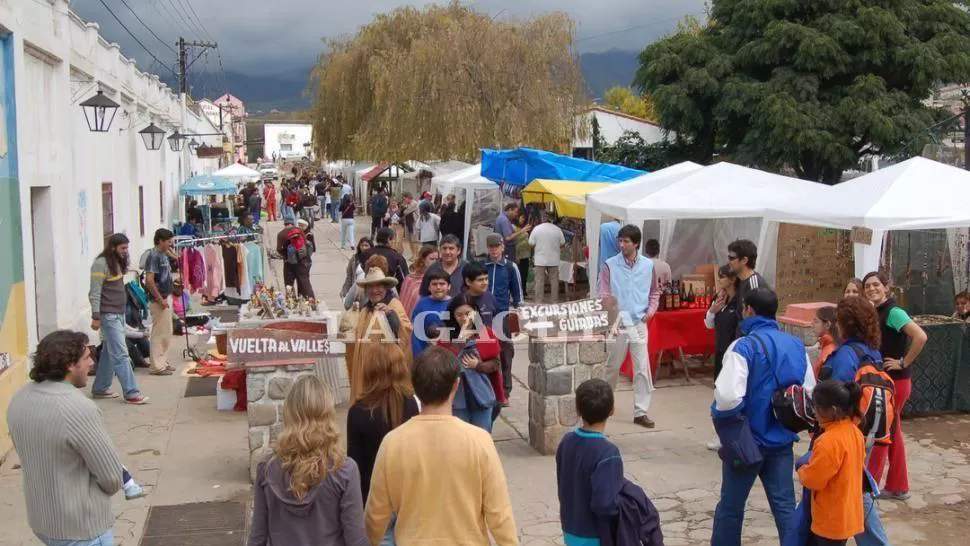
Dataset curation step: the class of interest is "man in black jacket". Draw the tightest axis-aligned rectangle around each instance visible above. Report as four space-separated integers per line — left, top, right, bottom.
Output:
370 186 389 235
361 227 409 286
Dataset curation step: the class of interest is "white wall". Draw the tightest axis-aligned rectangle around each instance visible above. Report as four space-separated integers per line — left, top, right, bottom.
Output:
264 123 312 160
573 109 667 149
1 0 222 346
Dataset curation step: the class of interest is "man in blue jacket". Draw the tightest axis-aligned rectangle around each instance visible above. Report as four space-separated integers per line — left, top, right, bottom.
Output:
484 233 523 401
711 287 816 546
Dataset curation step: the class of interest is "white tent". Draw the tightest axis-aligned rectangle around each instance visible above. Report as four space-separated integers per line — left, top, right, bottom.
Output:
587 162 832 293
213 163 262 183
431 164 502 255
586 162 704 287
763 157 970 279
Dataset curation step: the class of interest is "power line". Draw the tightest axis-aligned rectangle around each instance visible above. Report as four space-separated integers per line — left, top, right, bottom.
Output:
182 0 216 42
150 0 183 31
574 12 706 43
95 0 178 77
162 0 203 41
172 0 209 41
116 0 177 54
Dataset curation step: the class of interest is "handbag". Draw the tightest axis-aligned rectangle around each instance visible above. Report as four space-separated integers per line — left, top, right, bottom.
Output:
713 412 764 469
752 334 816 433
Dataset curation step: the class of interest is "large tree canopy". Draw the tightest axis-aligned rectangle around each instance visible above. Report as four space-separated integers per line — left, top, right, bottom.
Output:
635 0 970 182
312 3 586 161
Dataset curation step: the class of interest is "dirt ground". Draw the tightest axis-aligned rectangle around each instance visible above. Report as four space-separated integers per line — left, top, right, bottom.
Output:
881 414 970 544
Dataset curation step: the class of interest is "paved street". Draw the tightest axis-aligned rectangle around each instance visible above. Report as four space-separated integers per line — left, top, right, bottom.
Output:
1 216 968 545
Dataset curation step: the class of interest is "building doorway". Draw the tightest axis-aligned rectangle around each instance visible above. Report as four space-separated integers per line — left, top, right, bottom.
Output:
30 186 57 338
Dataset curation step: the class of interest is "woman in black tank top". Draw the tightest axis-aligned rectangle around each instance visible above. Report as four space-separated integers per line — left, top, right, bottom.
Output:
862 271 928 500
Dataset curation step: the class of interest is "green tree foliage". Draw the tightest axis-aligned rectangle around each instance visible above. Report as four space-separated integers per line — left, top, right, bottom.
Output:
635 1 970 183
311 2 587 161
596 131 693 172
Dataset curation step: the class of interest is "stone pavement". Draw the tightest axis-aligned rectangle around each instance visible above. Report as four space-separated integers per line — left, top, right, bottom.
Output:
0 214 968 545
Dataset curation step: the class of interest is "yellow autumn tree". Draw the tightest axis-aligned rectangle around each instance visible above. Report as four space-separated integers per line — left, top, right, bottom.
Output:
602 86 657 122
311 2 588 161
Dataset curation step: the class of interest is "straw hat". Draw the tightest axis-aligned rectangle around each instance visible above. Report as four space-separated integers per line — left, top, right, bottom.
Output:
357 267 398 288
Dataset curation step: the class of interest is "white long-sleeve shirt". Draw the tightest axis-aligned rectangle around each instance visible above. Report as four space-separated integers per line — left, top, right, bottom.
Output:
714 337 817 412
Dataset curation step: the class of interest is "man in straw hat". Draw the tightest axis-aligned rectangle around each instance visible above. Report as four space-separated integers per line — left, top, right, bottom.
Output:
345 265 413 400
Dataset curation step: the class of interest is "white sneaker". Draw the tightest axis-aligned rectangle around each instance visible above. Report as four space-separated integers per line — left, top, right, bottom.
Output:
707 439 721 451
124 483 146 500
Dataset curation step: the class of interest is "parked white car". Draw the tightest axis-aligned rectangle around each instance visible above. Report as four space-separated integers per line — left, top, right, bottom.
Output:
258 163 279 178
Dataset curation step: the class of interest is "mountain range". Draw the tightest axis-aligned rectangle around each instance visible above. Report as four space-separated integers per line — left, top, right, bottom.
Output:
174 50 641 114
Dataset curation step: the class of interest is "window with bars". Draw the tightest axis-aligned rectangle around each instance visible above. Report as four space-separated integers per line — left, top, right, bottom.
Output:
101 182 114 245
138 186 145 236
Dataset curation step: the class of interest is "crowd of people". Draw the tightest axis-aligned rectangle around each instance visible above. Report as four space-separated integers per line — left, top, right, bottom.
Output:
6 167 940 546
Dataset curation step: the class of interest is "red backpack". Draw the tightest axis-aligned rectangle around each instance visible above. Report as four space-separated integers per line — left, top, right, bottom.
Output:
285 227 309 264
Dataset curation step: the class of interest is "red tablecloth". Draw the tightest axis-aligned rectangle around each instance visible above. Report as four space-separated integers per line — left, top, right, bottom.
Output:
621 308 715 378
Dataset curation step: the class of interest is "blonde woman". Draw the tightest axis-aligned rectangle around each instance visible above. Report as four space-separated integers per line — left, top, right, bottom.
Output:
248 376 368 546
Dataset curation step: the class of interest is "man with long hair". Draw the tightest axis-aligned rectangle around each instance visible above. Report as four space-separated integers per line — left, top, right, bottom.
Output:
7 330 127 545
89 233 147 403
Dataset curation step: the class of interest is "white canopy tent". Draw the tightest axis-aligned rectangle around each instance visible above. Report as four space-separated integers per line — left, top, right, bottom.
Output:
763 157 970 280
587 162 832 294
213 163 262 183
586 162 704 288
431 164 502 255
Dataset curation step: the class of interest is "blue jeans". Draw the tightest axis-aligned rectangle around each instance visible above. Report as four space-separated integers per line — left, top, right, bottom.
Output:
454 406 494 432
251 206 261 225
317 196 328 219
341 218 355 249
92 313 141 399
380 514 397 546
37 531 114 546
331 202 341 222
855 493 889 546
712 445 794 546
282 204 295 221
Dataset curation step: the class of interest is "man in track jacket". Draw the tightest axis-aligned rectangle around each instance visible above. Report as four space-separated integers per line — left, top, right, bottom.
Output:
710 287 816 546
483 233 523 401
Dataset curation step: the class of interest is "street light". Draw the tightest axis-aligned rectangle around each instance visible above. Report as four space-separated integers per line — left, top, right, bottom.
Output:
138 123 166 151
188 138 200 154
167 130 185 152
79 90 120 133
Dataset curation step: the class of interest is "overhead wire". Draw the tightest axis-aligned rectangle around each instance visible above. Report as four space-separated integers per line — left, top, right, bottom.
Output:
182 0 216 42
172 0 210 42
574 12 707 43
116 0 177 54
95 0 178 77
162 0 204 41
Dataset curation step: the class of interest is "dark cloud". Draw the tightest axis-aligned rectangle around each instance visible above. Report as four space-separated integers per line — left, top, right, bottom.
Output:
72 0 706 74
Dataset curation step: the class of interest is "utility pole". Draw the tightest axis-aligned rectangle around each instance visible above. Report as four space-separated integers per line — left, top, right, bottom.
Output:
177 37 218 96
964 103 969 171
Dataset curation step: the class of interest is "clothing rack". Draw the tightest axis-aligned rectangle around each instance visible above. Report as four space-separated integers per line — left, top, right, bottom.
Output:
175 233 261 248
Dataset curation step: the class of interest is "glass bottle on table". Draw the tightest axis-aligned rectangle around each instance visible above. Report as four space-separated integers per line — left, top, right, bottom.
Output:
672 282 681 310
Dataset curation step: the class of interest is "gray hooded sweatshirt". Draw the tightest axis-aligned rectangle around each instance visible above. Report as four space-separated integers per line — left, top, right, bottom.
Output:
247 457 369 546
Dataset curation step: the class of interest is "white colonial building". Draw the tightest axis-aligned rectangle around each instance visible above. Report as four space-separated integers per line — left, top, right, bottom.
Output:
264 123 313 160
572 106 667 160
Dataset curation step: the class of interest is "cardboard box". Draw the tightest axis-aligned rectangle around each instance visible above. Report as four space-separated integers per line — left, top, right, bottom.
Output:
695 264 717 289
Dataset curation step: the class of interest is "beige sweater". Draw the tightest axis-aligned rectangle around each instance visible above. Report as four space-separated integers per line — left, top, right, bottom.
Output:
364 414 519 545
7 381 124 540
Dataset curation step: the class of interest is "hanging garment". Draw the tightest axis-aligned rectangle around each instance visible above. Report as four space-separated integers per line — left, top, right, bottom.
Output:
190 248 206 293
245 242 264 288
204 244 225 300
222 244 240 289
238 243 252 299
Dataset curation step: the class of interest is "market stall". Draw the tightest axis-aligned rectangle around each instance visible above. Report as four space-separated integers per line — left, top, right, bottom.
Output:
179 175 239 233
431 164 503 257
213 163 263 186
481 147 645 186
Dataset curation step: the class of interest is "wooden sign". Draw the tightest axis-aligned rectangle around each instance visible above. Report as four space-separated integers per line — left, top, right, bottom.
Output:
227 328 337 363
518 297 618 337
850 226 874 245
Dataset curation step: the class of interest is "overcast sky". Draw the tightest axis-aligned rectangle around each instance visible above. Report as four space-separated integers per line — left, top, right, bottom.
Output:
70 0 707 75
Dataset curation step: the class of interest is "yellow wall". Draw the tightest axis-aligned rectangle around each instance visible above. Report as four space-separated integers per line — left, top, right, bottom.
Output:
0 284 28 461
0 358 27 459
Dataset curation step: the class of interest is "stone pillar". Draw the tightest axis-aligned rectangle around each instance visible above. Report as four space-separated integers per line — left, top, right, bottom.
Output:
527 337 608 455
245 362 318 481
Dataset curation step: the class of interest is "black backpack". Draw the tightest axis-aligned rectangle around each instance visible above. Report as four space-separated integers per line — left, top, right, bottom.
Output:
752 334 817 433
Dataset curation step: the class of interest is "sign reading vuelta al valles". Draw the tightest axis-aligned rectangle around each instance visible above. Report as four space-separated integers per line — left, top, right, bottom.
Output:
227 328 337 363
518 297 618 337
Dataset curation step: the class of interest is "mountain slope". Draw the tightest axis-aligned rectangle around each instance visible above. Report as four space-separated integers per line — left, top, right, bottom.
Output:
579 50 641 101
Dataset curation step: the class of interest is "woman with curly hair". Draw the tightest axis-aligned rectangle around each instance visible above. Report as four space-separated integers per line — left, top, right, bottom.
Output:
248 376 368 546
816 296 893 546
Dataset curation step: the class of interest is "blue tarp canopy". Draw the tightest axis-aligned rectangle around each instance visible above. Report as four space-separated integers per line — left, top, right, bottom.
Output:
480 147 646 187
179 175 237 196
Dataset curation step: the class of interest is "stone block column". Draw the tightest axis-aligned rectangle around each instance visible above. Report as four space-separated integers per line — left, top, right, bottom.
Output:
245 362 319 481
527 337 607 455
